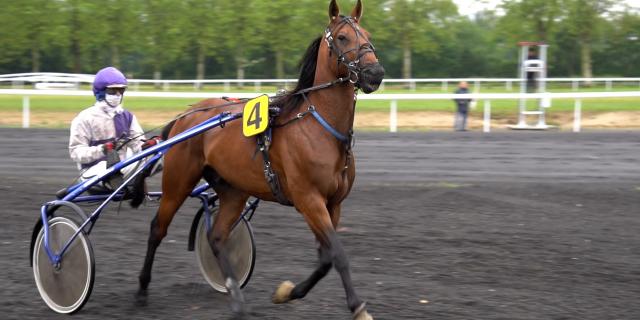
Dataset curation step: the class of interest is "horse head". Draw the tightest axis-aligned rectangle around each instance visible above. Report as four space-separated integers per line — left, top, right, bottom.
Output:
321 0 385 94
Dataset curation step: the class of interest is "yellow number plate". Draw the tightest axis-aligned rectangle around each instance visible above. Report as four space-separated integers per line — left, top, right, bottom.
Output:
242 95 269 137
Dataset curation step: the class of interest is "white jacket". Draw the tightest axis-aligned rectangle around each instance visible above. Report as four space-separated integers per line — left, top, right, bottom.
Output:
69 101 144 169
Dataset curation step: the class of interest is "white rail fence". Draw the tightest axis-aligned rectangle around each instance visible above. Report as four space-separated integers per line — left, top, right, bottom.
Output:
2 89 639 132
3 73 640 92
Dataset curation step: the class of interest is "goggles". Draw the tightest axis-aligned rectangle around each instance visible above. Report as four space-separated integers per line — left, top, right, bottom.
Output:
105 87 126 95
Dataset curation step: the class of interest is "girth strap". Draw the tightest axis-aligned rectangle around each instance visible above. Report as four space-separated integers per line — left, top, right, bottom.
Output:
257 129 292 206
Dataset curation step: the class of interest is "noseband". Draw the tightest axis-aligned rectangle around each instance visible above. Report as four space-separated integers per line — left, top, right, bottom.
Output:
324 16 376 85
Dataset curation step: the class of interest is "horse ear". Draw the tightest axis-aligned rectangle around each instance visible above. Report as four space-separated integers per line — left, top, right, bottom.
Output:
351 0 363 22
329 0 340 21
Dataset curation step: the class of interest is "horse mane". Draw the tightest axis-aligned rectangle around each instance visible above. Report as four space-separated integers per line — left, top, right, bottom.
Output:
273 36 321 116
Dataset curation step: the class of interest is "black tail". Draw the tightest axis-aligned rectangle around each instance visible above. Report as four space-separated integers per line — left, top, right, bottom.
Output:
161 120 176 140
129 162 154 208
129 120 175 208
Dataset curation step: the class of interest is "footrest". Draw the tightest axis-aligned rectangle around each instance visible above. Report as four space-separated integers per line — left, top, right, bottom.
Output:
55 187 69 200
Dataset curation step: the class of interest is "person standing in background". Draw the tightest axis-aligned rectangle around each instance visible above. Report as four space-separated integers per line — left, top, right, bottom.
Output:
453 81 472 131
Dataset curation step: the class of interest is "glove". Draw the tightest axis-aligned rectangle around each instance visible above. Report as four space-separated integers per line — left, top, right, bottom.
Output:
102 142 115 155
141 136 161 150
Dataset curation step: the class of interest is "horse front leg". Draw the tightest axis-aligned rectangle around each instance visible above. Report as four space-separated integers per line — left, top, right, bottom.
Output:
272 197 372 320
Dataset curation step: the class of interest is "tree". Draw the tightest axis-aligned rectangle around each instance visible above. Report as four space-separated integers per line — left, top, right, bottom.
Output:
498 0 561 43
183 0 224 83
565 0 614 82
140 0 189 80
0 0 68 72
61 0 143 74
384 0 458 79
251 0 328 79
594 12 640 76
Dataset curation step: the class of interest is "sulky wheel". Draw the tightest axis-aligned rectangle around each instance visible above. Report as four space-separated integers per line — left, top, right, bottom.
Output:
32 216 95 314
195 207 256 293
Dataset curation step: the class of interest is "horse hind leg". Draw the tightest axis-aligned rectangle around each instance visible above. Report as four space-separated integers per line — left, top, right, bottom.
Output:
272 198 372 319
203 168 251 315
136 165 202 304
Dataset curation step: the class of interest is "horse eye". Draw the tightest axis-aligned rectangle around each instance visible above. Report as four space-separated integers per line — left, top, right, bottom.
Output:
337 35 348 42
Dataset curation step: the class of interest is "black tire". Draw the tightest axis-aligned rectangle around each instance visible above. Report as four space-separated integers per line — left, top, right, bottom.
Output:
32 216 95 314
195 207 256 293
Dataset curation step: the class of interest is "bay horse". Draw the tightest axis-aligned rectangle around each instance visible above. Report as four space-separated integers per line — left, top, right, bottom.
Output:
135 1 384 318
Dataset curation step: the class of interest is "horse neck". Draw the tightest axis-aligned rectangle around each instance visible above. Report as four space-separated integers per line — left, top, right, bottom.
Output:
308 68 356 137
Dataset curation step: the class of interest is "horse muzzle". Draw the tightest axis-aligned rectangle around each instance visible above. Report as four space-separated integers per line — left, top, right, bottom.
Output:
358 63 385 94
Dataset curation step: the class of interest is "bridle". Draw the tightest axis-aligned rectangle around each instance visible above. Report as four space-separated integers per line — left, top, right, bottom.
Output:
323 16 376 85
277 15 378 145
290 15 376 98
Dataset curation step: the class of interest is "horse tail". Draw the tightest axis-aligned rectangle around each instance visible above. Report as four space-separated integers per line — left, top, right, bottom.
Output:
129 162 154 208
130 119 176 208
161 119 176 140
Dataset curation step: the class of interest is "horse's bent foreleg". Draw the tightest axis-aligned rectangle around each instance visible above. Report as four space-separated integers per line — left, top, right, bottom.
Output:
273 197 371 319
273 242 332 303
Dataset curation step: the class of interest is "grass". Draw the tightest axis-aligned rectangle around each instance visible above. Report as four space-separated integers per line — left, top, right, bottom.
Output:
1 90 639 113
1 84 639 128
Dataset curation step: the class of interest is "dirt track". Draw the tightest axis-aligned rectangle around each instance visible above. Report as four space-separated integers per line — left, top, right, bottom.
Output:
1 128 640 320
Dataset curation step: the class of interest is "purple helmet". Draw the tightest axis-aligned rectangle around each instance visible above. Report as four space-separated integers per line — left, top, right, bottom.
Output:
93 67 127 100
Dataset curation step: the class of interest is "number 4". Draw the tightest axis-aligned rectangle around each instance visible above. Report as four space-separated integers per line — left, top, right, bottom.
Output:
242 95 269 137
246 102 262 129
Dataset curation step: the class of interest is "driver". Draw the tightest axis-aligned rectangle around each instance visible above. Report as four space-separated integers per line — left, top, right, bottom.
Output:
69 66 158 189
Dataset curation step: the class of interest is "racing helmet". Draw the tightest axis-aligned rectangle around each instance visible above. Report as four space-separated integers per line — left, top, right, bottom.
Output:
92 67 128 101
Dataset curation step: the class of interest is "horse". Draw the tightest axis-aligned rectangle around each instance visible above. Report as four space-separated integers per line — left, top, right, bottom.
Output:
134 1 384 318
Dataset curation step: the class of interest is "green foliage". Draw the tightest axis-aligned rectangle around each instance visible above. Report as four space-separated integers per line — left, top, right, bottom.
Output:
0 0 637 79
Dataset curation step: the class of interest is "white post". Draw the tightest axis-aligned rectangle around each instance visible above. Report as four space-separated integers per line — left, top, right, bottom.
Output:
573 99 582 132
606 80 612 91
483 100 491 133
572 80 578 91
22 96 30 128
506 80 512 91
390 100 398 133
441 81 447 92
255 81 261 92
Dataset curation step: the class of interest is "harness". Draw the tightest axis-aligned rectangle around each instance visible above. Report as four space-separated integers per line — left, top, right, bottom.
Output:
258 16 375 205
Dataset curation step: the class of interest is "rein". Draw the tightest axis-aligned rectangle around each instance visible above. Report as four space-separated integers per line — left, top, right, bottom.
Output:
115 98 247 151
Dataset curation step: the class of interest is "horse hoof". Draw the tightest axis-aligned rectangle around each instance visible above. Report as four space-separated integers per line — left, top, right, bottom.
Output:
226 278 247 316
134 289 148 307
353 303 373 320
230 300 247 318
272 281 295 304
